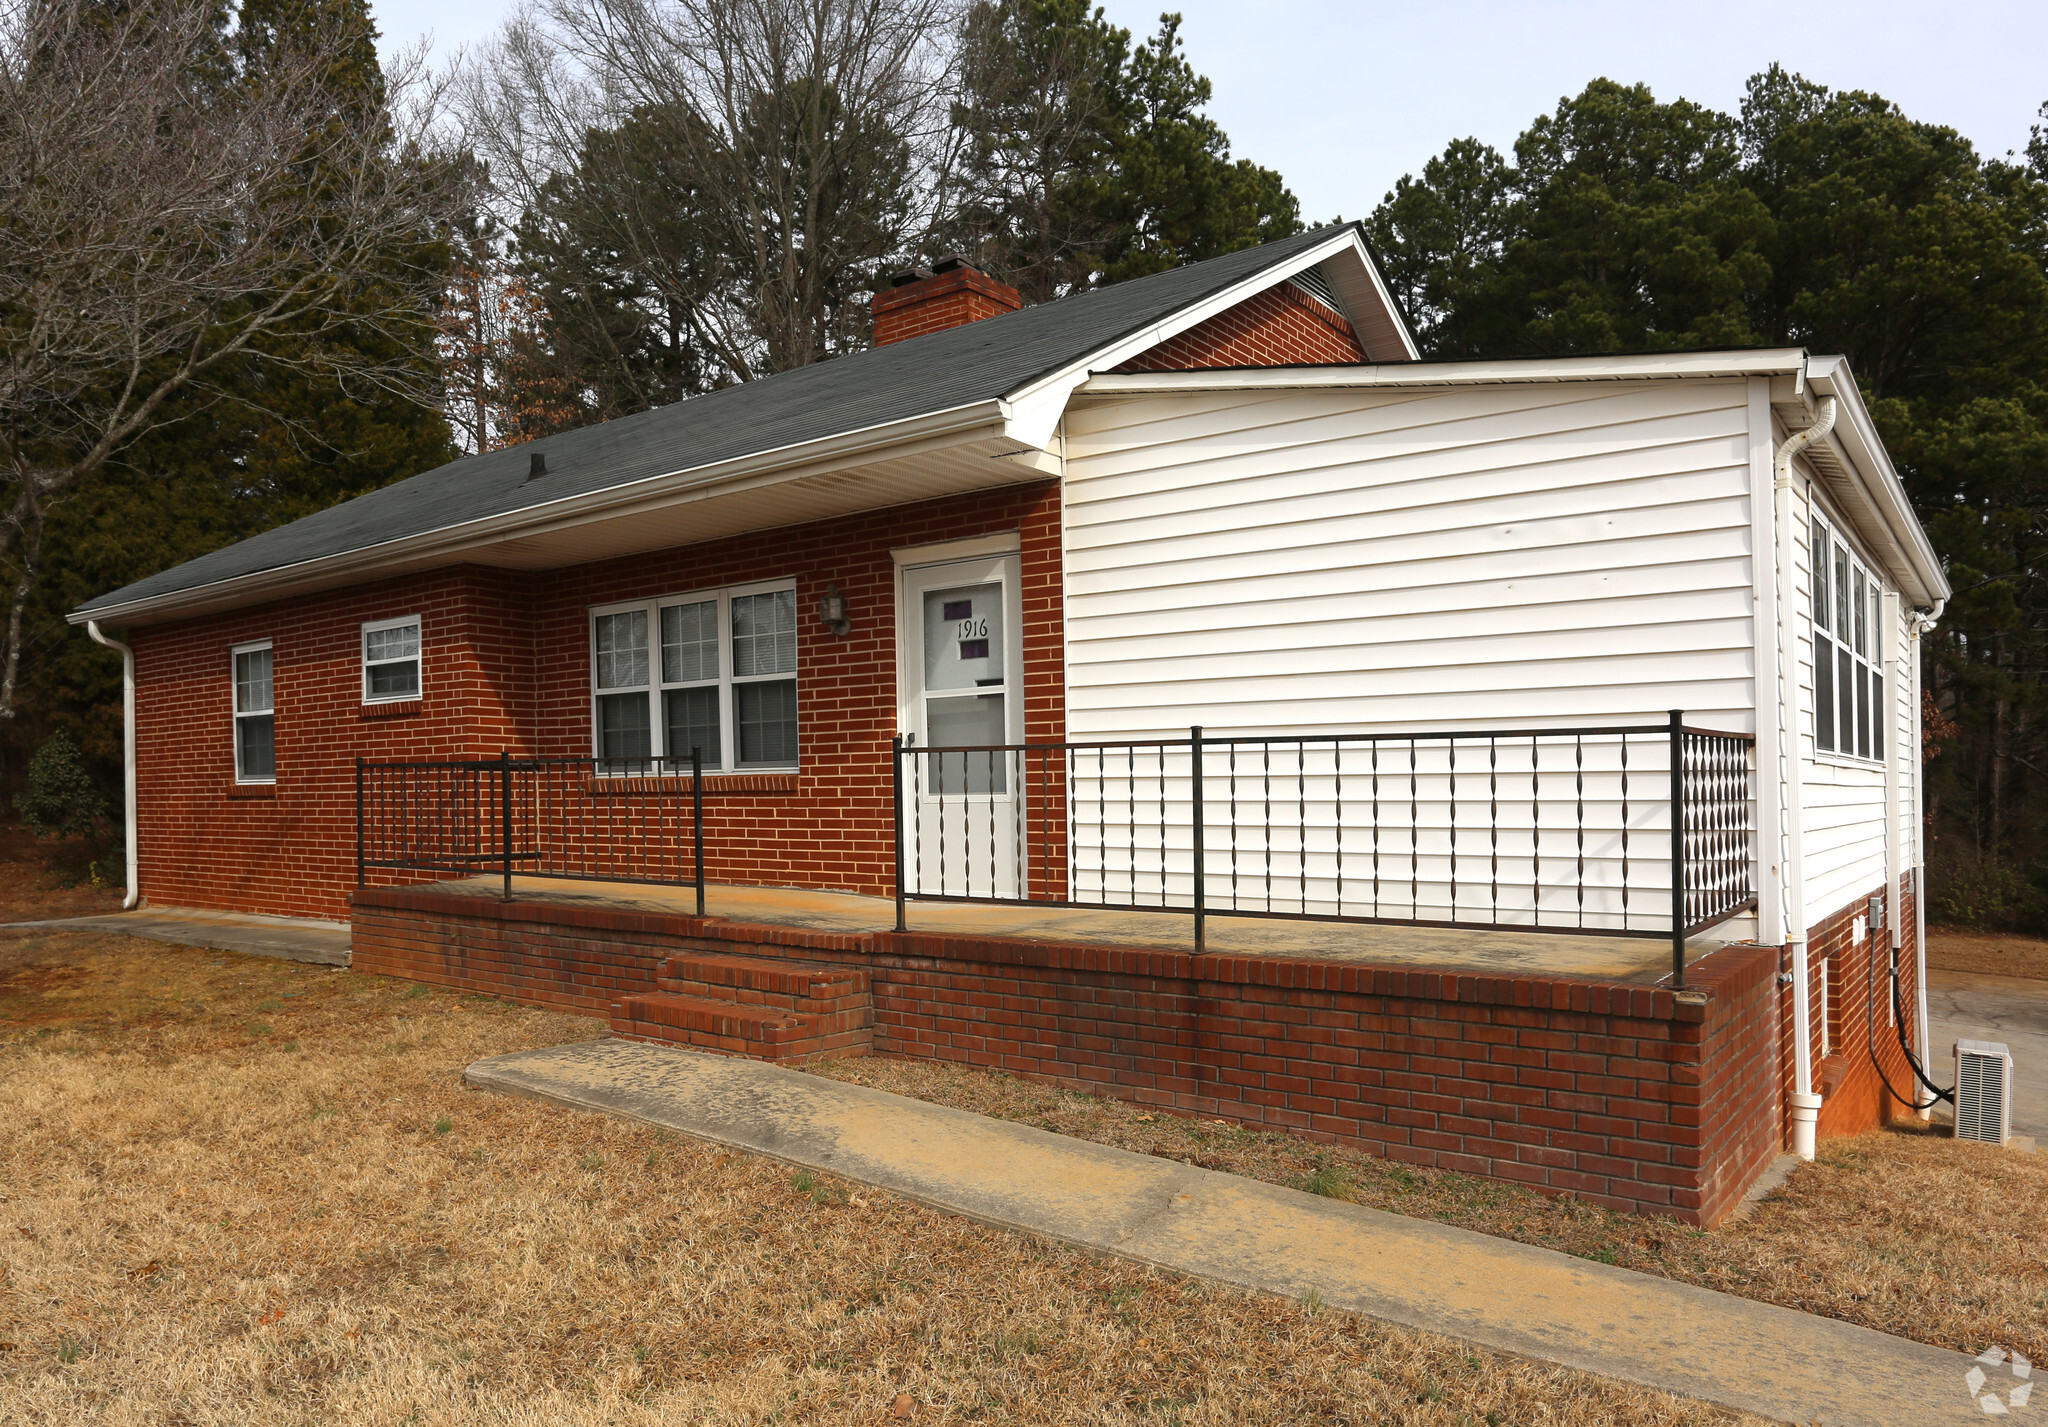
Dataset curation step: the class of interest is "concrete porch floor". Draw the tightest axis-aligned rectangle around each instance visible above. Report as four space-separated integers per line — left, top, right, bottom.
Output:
421 875 1734 986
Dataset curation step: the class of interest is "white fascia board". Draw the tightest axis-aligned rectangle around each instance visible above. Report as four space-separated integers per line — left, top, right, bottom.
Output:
1082 348 1812 395
1802 356 1950 605
997 228 1416 451
70 400 1010 627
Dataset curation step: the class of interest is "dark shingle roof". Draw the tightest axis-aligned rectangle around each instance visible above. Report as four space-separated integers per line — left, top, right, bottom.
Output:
78 225 1354 617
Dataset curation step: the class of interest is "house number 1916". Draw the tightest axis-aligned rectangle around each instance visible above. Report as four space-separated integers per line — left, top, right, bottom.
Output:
956 617 989 638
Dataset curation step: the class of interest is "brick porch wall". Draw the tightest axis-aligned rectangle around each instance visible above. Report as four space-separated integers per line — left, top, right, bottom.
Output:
126 481 1064 922
351 886 1784 1224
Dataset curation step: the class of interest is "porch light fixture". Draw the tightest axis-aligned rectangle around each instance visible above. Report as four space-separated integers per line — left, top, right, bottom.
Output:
817 582 852 637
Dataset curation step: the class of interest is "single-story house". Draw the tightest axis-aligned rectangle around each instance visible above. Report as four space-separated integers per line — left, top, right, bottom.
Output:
72 222 1951 1223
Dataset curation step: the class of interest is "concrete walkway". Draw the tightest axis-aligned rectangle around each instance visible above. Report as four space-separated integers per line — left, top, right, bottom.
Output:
1929 968 2048 1139
469 1040 1989 1426
0 907 350 966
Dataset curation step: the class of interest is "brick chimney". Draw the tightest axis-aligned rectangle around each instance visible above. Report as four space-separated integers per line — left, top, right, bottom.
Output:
872 255 1023 346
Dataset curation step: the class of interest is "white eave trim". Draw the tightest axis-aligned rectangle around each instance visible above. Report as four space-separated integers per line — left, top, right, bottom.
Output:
70 399 1011 627
1802 357 1950 605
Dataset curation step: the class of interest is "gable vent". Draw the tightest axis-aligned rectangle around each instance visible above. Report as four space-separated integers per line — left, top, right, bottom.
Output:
1287 264 1343 314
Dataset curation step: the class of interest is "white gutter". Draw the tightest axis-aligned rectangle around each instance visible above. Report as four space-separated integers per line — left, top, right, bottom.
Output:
1083 348 1811 394
84 621 139 910
70 400 1012 629
1775 395 1836 1161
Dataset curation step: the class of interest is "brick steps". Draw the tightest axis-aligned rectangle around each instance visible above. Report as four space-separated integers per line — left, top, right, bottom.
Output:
610 951 872 1065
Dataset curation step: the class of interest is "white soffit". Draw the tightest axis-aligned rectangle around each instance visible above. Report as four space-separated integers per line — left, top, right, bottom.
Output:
80 429 1045 625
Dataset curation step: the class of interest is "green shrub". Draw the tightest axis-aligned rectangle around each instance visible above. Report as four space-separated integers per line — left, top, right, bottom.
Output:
13 731 109 841
1927 844 2048 931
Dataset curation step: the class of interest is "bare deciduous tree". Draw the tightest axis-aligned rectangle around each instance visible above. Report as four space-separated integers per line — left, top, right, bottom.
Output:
0 0 464 715
460 0 962 381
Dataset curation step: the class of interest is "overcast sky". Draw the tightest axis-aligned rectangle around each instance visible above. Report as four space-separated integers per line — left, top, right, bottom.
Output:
377 0 2048 222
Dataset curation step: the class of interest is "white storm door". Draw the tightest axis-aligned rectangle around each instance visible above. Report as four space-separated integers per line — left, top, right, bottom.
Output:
901 555 1024 899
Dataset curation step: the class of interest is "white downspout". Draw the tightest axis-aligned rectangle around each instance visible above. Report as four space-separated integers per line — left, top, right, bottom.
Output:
85 620 139 910
1775 395 1836 1161
1881 589 1905 1095
1909 598 1944 1117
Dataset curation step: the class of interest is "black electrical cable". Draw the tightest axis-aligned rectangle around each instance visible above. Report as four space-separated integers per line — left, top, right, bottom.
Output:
1867 938 1954 1109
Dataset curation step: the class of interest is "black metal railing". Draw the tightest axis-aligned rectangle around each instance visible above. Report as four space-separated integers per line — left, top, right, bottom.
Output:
356 752 706 914
893 711 1755 986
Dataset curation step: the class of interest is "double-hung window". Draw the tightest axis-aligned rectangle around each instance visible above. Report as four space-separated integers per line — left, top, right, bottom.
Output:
1811 517 1884 761
232 642 275 782
362 615 421 702
590 582 797 770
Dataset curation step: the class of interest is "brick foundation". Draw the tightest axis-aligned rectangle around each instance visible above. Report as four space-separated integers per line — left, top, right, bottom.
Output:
1782 883 1925 1144
352 885 1784 1224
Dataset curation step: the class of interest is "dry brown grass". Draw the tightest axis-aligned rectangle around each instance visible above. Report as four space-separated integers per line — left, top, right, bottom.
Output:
1927 927 2048 982
0 931 1748 1426
809 1057 2048 1364
0 821 125 924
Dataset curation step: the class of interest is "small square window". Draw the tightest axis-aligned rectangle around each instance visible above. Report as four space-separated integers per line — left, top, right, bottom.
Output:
362 617 421 702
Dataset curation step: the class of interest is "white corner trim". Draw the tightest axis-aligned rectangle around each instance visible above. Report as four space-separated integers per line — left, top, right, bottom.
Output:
890 531 1021 567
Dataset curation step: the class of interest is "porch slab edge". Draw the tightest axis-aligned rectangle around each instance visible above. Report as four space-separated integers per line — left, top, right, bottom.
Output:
352 885 1716 1018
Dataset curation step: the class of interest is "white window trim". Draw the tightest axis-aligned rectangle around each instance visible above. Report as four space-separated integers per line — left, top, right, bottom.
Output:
588 577 799 772
361 614 422 705
231 639 275 785
1810 511 1887 768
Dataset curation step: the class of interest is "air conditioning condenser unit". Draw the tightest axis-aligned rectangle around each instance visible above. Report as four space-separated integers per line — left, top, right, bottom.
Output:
1954 1040 2015 1146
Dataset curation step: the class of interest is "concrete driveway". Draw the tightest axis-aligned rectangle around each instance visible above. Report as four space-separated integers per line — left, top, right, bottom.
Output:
1927 968 2048 1138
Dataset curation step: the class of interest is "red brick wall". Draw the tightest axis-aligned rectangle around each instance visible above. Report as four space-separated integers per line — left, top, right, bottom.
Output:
1786 882 1923 1142
129 567 539 921
1115 282 1365 372
127 482 1064 921
352 886 1784 1224
871 268 1023 346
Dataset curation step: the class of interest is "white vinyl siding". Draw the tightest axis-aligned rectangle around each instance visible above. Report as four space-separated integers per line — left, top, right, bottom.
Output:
1059 379 1758 931
1062 380 1758 738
